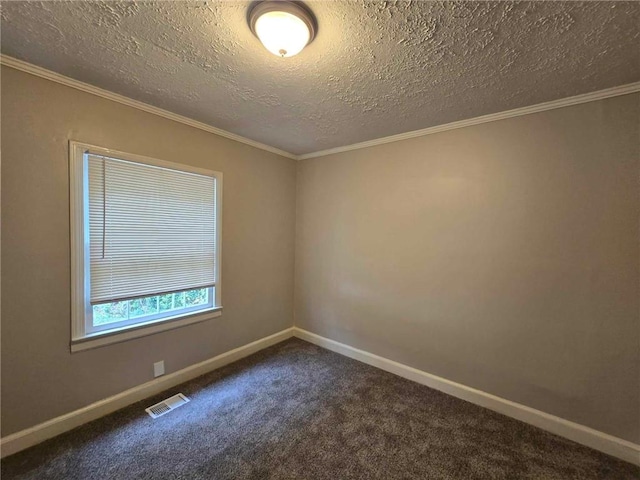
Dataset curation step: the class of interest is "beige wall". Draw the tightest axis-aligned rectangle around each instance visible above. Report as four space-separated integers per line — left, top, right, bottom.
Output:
295 94 640 443
3 64 639 445
1 66 297 436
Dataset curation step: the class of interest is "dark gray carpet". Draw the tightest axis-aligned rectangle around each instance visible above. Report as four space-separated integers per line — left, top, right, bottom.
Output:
2 338 638 479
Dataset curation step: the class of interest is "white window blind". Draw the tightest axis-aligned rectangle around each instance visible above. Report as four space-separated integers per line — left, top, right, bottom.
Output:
88 154 216 304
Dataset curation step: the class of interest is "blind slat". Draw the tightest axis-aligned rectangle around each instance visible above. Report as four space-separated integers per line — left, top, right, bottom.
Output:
88 154 216 304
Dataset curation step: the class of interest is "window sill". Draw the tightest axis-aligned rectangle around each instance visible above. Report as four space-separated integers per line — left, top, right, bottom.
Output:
70 307 223 353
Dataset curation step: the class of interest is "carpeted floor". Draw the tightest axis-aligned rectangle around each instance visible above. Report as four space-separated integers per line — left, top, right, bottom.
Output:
2 338 638 479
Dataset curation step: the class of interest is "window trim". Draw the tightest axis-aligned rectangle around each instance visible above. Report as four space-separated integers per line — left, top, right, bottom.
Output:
69 141 223 352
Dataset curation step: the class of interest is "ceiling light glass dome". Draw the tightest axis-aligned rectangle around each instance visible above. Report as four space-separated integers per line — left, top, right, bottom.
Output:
249 1 317 58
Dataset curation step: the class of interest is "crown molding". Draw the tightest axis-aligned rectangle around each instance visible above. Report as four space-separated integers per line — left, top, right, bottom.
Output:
0 55 298 160
299 81 640 160
3 55 638 162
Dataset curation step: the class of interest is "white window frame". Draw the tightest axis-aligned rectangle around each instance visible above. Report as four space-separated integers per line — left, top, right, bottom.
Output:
70 141 223 352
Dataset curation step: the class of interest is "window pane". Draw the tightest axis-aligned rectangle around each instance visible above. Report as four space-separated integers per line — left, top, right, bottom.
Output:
185 288 207 307
91 287 212 330
174 291 186 308
93 301 128 326
129 296 159 318
158 293 174 313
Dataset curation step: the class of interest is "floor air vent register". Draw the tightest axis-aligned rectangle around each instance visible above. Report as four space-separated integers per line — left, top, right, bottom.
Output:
145 393 190 419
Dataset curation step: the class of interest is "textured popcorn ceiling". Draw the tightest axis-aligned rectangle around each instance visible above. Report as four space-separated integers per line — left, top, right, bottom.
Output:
1 1 639 156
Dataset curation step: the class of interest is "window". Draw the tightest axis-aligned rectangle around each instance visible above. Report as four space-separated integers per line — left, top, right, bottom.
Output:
70 142 222 352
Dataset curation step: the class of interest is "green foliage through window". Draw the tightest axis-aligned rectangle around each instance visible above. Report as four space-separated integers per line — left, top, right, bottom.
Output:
93 288 210 326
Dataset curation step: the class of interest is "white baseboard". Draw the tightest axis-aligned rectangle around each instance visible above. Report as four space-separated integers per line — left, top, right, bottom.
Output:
293 327 640 466
0 327 295 458
3 326 638 466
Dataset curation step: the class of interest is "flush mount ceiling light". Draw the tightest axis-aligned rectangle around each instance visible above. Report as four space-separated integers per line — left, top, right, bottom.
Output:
248 1 317 58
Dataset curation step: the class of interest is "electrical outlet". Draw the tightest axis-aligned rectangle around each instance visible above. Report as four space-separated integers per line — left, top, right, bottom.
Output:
153 361 165 378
